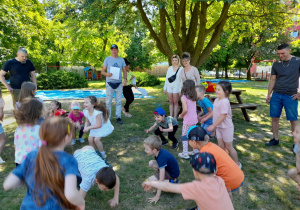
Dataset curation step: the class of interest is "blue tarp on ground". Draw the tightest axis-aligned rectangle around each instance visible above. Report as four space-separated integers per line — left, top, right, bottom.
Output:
204 79 250 83
36 90 154 100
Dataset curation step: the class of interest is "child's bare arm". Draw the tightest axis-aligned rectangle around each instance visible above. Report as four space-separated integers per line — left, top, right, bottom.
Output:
201 107 213 123
207 114 226 132
65 174 85 207
160 123 173 133
178 96 187 119
83 118 90 133
145 122 157 133
3 173 23 190
87 114 102 130
0 107 3 121
79 188 87 198
142 181 181 194
109 175 120 207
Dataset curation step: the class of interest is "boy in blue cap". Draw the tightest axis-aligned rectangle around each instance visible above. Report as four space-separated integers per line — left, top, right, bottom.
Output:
142 152 234 210
145 108 179 149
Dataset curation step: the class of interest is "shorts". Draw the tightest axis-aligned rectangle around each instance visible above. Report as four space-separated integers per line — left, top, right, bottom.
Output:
231 182 244 192
166 85 181 94
216 126 234 143
0 124 4 135
154 170 173 180
201 121 212 135
270 92 298 121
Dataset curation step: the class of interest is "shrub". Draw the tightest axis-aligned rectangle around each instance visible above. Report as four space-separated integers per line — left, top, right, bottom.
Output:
37 71 88 90
133 72 160 87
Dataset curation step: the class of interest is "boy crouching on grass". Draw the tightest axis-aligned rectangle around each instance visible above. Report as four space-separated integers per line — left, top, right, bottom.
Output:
142 152 234 210
74 146 120 207
143 135 180 204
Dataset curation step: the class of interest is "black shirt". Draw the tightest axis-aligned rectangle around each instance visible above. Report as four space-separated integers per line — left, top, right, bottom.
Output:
2 58 35 89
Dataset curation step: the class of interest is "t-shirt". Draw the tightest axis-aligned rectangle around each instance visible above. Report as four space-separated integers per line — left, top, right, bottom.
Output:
53 109 66 117
200 142 244 190
2 58 35 89
16 97 44 109
14 125 41 164
213 97 233 129
182 95 198 125
125 70 134 86
164 66 183 90
155 149 180 178
12 150 81 210
198 97 213 125
271 57 300 95
180 177 234 210
180 66 201 88
156 116 179 128
103 56 126 83
68 111 84 124
74 147 108 192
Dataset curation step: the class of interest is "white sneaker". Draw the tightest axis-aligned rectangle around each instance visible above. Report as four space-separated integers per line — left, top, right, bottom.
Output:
78 138 84 143
178 152 190 159
100 152 107 159
0 156 5 164
238 162 242 169
71 139 76 145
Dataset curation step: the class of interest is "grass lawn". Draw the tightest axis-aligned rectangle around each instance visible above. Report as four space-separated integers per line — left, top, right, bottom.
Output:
0 78 300 209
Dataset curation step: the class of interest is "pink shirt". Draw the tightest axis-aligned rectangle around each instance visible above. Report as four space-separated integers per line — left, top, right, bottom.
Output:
213 97 233 128
180 177 234 210
182 95 197 125
68 111 84 124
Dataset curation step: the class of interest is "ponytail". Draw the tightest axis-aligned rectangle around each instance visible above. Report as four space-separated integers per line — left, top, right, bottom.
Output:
87 96 109 123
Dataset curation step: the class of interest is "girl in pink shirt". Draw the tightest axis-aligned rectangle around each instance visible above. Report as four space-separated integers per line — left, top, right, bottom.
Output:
178 80 198 159
207 81 241 168
68 101 85 145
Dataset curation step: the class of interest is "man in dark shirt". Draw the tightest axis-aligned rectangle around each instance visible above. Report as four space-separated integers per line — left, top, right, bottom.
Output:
0 47 37 107
266 43 300 146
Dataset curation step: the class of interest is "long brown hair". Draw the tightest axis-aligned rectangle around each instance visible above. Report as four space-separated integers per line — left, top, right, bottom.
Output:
33 117 76 209
87 96 109 123
14 97 43 126
19 82 36 102
181 79 197 101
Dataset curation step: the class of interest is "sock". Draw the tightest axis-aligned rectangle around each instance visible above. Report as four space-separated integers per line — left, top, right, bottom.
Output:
100 151 106 155
182 141 188 155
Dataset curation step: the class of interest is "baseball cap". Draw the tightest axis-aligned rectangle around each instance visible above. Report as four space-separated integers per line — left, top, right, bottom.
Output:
190 152 217 174
181 125 207 141
111 44 118 49
71 102 80 110
154 108 165 116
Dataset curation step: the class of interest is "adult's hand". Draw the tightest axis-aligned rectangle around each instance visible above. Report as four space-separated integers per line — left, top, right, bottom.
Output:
7 87 13 94
292 93 300 100
266 95 271 104
164 90 167 95
107 73 113 77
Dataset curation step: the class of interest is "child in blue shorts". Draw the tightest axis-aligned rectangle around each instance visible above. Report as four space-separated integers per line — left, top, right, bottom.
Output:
74 146 120 208
143 135 180 204
0 89 5 164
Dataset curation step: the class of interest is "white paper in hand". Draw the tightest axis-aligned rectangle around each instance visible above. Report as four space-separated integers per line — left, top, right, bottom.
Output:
137 88 147 96
110 67 120 80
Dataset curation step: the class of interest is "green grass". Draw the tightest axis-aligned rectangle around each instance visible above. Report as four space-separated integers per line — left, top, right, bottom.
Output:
1 79 300 209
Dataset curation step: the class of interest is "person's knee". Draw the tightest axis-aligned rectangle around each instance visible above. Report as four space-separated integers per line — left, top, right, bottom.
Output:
149 160 156 169
288 169 297 178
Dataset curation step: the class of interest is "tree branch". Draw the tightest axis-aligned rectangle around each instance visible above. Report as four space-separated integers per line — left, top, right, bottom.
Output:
186 2 200 52
206 2 230 35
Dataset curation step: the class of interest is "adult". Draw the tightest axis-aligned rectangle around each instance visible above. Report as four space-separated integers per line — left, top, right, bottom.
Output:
0 47 37 108
122 58 137 118
163 55 183 119
180 52 201 89
101 44 127 125
266 43 300 146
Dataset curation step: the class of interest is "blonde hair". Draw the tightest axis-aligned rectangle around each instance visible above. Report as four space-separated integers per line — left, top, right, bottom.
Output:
172 54 181 65
144 135 162 150
196 85 206 93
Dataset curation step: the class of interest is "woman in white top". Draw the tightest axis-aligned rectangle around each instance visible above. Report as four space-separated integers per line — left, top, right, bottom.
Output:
164 55 183 119
180 52 201 88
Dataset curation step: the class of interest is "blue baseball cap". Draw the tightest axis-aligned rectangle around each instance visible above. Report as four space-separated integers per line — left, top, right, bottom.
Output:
190 152 217 174
181 126 207 141
154 108 165 116
111 44 118 49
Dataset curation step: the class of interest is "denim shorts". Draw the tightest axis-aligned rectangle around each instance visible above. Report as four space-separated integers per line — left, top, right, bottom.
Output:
0 124 4 135
270 92 298 121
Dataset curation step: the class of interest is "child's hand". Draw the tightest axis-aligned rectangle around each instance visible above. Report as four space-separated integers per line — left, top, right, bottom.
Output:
200 117 207 124
145 129 150 133
108 198 119 207
142 182 152 191
164 90 167 95
159 126 164 132
83 127 89 133
178 114 183 119
207 125 214 132
75 122 81 129
148 195 160 204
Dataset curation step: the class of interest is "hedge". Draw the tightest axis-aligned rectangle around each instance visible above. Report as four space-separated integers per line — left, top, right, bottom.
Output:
133 72 160 87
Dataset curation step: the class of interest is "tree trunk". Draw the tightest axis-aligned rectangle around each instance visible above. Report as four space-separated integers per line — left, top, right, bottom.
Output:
56 61 60 70
225 66 228 79
216 64 219 79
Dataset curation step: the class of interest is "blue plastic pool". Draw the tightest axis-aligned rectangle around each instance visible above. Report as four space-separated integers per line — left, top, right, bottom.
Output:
204 79 250 83
36 90 154 100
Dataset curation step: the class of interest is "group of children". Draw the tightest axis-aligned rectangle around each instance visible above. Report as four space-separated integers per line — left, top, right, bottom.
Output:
0 78 299 209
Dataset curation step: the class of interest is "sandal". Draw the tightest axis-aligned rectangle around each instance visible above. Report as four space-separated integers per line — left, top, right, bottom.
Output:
125 113 132 117
178 152 190 159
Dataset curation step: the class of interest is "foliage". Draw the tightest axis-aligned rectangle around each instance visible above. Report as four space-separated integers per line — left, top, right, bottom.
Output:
37 71 88 89
290 39 300 57
134 72 161 87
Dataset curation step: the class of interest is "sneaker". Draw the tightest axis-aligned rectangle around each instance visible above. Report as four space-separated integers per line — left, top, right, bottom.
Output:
162 140 169 146
185 206 198 210
172 141 179 149
100 152 107 159
0 157 5 164
116 118 123 125
78 137 84 143
265 138 279 146
238 162 242 169
188 151 195 156
71 139 76 145
178 152 190 159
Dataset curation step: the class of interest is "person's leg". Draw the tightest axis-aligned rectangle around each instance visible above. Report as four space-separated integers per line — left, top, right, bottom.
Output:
154 127 168 143
12 89 21 109
283 94 299 133
224 141 239 165
79 126 84 138
268 92 283 144
173 93 180 119
216 128 225 149
0 132 6 163
167 125 178 143
149 160 159 172
93 137 104 152
272 118 280 140
167 92 174 117
115 84 123 119
105 84 114 119
288 168 299 184
126 87 134 113
123 86 131 112
179 124 192 159
88 136 97 148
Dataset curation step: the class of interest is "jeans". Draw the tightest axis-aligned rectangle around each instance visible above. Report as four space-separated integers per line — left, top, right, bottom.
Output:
106 83 123 119
123 86 134 112
154 125 178 143
75 125 84 138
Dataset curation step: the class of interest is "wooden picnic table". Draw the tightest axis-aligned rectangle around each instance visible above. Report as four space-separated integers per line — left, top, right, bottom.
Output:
205 89 260 122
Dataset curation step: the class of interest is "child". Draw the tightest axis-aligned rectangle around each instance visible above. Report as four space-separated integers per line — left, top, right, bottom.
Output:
143 135 180 204
207 81 241 168
185 126 244 193
145 108 179 149
16 82 44 109
0 89 6 164
3 117 85 209
142 152 234 210
83 96 114 159
196 85 213 135
178 79 198 159
14 98 43 166
288 124 300 199
68 101 85 145
50 100 66 117
74 146 120 207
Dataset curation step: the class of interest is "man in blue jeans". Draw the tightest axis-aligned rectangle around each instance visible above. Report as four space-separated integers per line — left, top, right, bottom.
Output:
266 43 300 146
101 44 127 124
